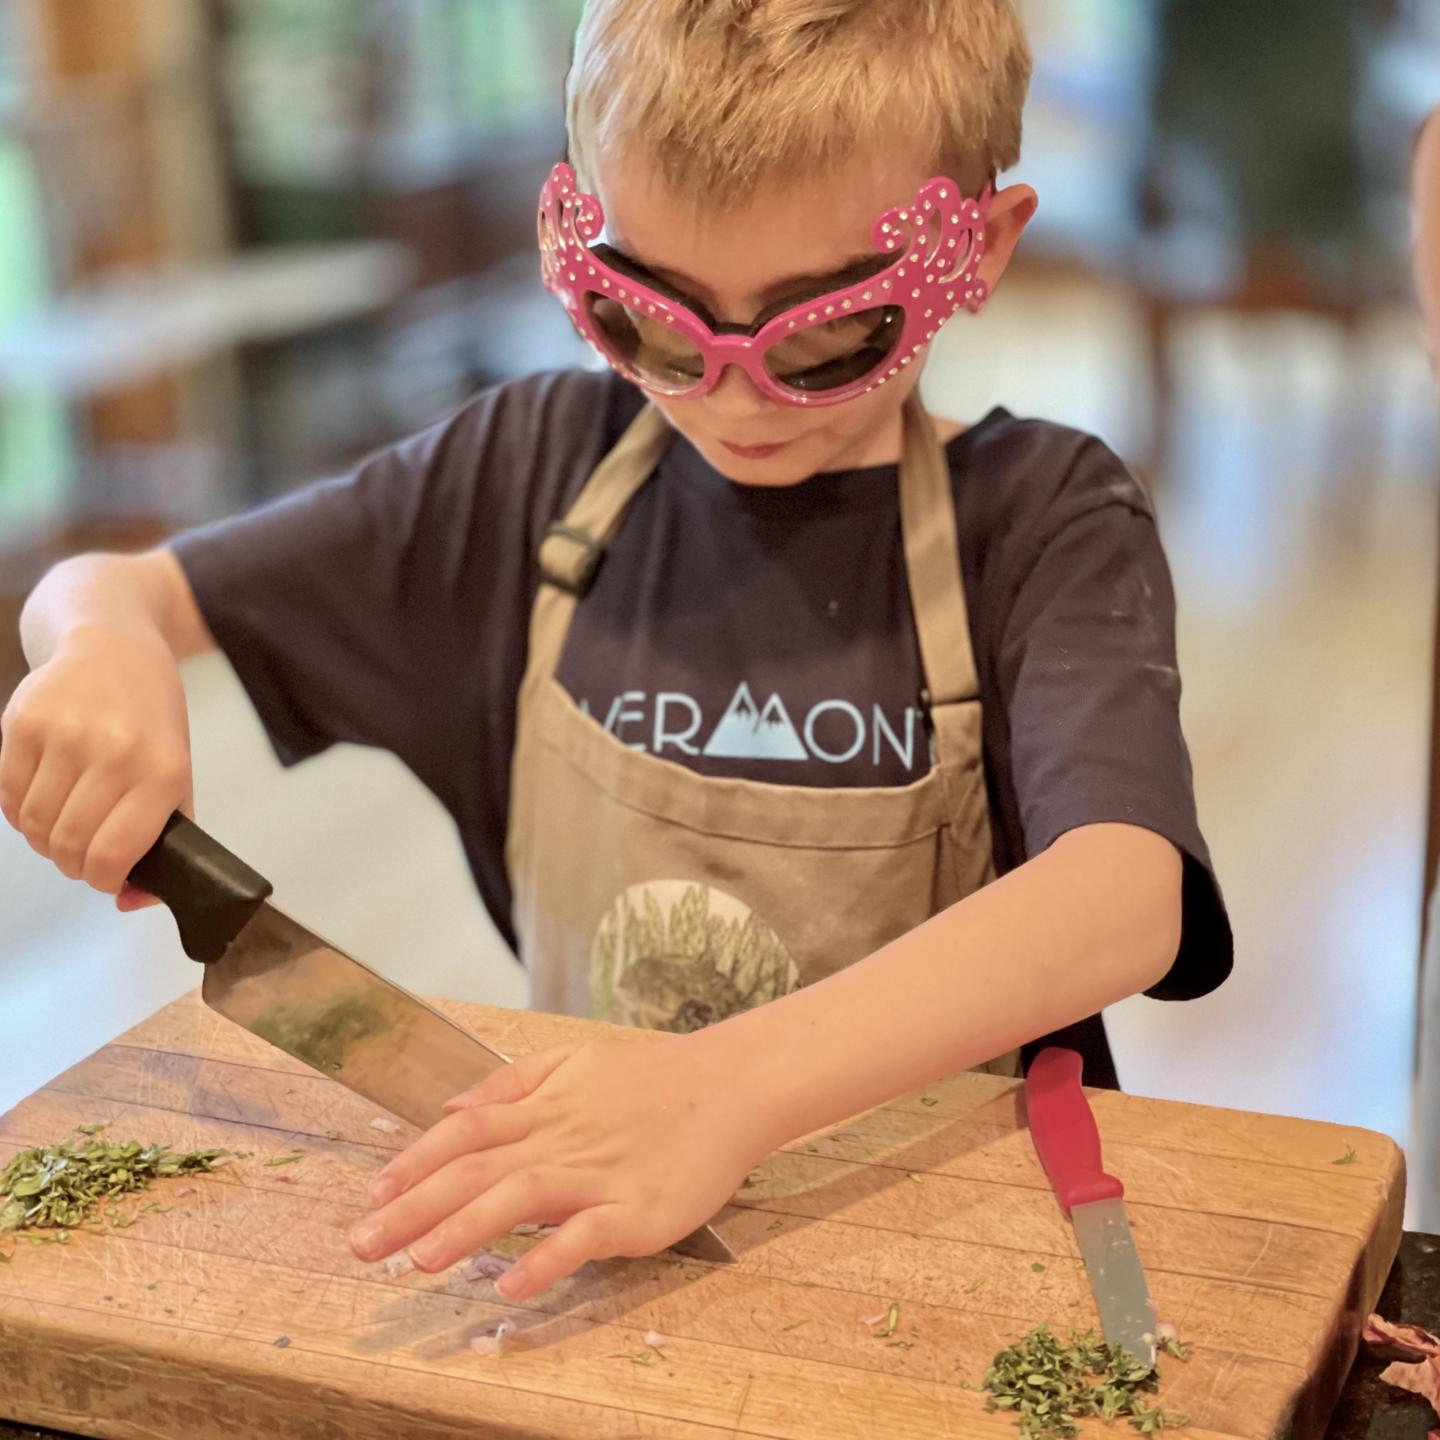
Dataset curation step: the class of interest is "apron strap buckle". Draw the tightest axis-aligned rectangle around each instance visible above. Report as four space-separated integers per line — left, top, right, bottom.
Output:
539 522 605 596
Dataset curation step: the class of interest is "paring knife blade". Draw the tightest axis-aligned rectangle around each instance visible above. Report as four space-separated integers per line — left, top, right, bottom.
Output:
1025 1046 1157 1370
130 813 735 1265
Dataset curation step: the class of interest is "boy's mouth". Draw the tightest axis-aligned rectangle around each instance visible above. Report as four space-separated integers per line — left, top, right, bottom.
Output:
719 439 791 460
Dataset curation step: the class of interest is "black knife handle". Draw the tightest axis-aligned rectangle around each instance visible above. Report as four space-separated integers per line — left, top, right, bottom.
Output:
128 813 273 964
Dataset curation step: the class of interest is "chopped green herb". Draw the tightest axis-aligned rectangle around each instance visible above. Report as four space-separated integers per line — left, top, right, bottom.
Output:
0 1139 229 1236
147 1282 158 1290
793 1279 819 1288
1031 1262 1046 1273
873 1303 901 1340
766 1219 784 1231
607 1349 655 1365
264 1153 305 1167
966 1277 986 1294
1333 1147 1358 1166
782 1319 810 1332
977 1323 1190 1440
324 1130 342 1141
907 1172 925 1184
284 1088 296 1096
1159 1336 1190 1360
920 1097 940 1108
76 1123 108 1136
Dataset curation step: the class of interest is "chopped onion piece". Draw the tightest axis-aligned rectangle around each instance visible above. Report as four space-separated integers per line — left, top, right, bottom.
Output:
644 1330 666 1350
369 1117 401 1134
383 1252 415 1279
469 1318 514 1356
462 1252 512 1283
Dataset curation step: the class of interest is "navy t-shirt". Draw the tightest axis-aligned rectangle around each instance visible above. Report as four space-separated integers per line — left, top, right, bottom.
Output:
172 367 1232 1080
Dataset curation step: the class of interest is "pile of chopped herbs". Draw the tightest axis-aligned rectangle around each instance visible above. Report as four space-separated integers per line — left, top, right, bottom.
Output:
980 1324 1191 1438
0 1134 230 1238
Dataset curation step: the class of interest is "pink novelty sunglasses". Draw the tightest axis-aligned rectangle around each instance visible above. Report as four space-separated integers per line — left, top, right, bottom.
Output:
537 162 993 407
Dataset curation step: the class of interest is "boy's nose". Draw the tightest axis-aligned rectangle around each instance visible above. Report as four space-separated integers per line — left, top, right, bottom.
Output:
705 361 775 419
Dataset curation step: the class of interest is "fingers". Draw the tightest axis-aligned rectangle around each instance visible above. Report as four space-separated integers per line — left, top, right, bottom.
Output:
47 768 132 880
0 716 40 831
350 1140 535 1263
0 687 191 894
13 746 83 861
366 1102 533 1208
443 1044 578 1113
494 1205 626 1301
403 1166 590 1274
84 788 180 895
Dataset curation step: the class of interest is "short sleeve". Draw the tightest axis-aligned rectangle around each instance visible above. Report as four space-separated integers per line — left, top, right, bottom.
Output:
169 367 636 949
996 438 1233 1002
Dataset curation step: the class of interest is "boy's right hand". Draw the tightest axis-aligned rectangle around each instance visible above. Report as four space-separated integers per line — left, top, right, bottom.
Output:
0 622 193 909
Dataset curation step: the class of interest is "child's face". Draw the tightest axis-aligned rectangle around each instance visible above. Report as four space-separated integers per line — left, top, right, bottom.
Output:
594 151 1035 486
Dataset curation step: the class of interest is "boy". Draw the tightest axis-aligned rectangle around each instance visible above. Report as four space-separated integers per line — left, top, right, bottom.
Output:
0 0 1230 1300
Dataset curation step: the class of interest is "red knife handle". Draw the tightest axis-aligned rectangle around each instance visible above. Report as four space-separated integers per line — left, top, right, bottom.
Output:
1025 1046 1124 1216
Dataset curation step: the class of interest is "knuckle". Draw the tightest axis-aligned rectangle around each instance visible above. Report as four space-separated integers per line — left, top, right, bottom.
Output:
48 713 88 757
49 830 86 876
94 721 140 765
84 842 131 892
0 705 32 747
17 802 49 844
508 1168 545 1206
449 1152 496 1191
147 748 190 793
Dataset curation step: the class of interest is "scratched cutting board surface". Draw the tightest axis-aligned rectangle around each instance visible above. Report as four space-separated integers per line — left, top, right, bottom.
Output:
0 992 1405 1440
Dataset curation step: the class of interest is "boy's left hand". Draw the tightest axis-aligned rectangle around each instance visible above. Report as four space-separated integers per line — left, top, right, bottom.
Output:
347 1032 763 1300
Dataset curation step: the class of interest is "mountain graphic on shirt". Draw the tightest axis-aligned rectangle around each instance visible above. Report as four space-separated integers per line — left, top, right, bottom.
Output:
702 682 807 761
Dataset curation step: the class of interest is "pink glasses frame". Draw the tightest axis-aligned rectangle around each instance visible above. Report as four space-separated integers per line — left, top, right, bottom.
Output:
537 162 993 407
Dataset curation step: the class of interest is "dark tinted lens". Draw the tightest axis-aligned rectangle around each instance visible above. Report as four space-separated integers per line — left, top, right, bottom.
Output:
586 294 705 389
763 306 904 392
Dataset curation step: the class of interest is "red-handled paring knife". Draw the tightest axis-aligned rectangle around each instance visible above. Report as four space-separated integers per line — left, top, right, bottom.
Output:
1025 1046 1157 1369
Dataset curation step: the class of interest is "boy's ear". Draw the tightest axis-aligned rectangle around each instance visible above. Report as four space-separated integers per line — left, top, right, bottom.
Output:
977 183 1038 293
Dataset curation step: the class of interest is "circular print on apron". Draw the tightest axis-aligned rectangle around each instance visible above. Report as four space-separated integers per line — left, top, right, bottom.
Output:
591 880 801 1032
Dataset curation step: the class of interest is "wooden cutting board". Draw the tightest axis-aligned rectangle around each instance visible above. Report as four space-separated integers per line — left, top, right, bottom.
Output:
0 991 1404 1440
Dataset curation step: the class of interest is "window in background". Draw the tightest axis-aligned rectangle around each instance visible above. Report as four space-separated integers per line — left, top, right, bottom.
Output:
0 5 71 543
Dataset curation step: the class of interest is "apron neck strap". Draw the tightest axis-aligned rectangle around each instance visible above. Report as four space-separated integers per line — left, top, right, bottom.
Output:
538 403 674 597
897 393 980 708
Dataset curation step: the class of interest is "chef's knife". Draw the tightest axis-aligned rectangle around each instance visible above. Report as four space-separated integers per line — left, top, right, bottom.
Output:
1025 1046 1157 1370
130 812 735 1264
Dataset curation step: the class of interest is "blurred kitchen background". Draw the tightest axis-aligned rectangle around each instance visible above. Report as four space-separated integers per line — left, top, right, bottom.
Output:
0 0 1438 1221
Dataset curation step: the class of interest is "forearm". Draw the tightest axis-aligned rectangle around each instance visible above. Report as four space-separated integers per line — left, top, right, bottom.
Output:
1416 108 1440 374
698 822 1182 1152
19 549 213 670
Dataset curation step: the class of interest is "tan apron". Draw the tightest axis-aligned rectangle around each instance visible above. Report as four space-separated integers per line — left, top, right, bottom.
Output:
506 393 1018 1076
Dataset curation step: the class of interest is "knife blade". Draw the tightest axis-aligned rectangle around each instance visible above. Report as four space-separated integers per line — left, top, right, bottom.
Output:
1025 1046 1157 1370
130 813 735 1264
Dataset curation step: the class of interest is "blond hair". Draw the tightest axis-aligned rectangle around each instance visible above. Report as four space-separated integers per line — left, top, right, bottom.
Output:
566 0 1032 206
